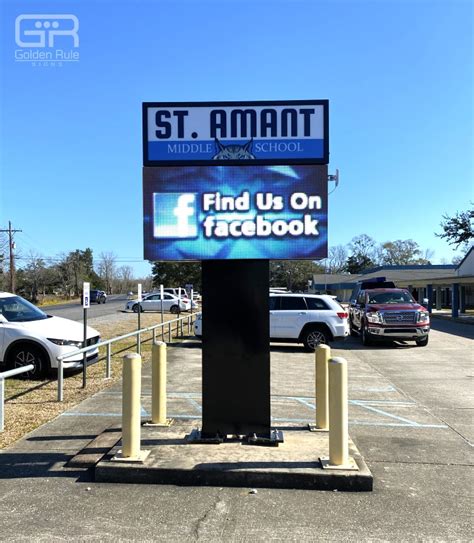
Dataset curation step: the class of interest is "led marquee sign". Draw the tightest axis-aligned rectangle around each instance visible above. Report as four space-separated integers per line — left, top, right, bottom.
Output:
142 100 329 261
143 164 327 261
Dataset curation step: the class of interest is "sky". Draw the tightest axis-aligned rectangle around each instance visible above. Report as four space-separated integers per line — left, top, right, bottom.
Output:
1 0 473 277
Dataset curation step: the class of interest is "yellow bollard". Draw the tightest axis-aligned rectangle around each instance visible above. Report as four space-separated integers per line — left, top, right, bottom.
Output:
114 353 149 462
149 341 172 426
328 356 349 466
315 344 330 430
122 353 142 458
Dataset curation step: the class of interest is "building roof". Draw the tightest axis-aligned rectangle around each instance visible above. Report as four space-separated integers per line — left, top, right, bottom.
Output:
312 265 458 290
456 246 474 273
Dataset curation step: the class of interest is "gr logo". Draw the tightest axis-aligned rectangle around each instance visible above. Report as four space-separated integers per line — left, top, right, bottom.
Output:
15 15 79 48
153 193 198 239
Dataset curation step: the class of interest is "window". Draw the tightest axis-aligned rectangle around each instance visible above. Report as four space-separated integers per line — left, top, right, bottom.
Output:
0 296 48 322
280 296 307 310
305 297 329 310
368 291 415 304
269 297 281 310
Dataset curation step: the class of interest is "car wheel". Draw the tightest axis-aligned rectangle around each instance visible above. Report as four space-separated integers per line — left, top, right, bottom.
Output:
416 336 429 347
361 324 372 346
303 327 329 351
170 305 180 314
132 304 142 313
8 344 48 380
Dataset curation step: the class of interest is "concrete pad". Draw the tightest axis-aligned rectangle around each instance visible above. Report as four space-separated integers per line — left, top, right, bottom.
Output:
95 420 373 491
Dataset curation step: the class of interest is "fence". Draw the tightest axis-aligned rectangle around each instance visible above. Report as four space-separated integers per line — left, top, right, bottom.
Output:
0 365 35 432
56 312 199 402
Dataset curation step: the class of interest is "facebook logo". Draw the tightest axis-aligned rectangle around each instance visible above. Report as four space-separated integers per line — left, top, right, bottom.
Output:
153 193 198 238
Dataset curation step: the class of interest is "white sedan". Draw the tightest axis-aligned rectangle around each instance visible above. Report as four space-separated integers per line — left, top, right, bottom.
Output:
0 292 100 379
125 292 191 314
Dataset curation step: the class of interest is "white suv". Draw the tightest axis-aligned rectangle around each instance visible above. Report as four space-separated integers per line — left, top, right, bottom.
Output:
194 293 349 351
0 292 100 379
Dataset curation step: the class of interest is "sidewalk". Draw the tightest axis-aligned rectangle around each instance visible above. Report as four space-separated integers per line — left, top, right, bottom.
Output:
0 341 372 492
431 309 474 325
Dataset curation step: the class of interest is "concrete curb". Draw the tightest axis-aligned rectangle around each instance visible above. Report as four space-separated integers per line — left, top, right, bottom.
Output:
94 420 373 492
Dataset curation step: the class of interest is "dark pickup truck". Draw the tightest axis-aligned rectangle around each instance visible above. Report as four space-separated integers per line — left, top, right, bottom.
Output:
349 281 430 346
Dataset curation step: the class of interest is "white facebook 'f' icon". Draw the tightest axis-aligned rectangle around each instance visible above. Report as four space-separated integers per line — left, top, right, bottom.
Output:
154 193 198 238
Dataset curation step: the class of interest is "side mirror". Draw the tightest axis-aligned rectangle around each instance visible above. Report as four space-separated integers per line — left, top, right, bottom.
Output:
0 314 6 323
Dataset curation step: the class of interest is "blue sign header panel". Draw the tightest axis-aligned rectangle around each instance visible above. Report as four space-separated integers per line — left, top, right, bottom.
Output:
143 165 328 261
143 100 329 166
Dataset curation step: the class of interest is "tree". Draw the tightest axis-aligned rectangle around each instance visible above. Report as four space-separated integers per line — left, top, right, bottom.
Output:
56 249 101 297
345 254 374 274
380 239 424 265
436 205 474 249
344 234 377 273
97 252 117 294
17 251 47 303
270 260 324 291
151 262 201 291
349 234 378 261
322 245 348 273
116 265 135 293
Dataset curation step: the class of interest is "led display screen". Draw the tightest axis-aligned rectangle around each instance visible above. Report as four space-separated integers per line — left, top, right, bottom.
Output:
143 165 327 261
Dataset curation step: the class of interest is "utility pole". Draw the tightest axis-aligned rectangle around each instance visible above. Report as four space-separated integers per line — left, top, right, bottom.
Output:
0 221 22 293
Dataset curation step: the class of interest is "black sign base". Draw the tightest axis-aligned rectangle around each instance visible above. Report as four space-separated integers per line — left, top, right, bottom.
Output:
185 428 224 444
201 259 271 439
245 429 284 446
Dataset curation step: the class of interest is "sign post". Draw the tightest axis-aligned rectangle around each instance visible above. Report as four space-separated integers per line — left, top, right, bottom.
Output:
82 282 90 388
137 283 142 354
160 284 164 341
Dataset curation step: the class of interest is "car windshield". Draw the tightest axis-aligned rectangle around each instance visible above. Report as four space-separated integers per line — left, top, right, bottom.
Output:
368 291 415 304
0 296 49 322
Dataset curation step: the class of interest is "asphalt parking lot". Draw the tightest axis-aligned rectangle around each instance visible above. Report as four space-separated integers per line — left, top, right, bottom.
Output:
0 317 472 541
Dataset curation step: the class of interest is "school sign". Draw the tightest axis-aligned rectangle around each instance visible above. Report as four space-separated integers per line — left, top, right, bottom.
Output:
143 100 328 166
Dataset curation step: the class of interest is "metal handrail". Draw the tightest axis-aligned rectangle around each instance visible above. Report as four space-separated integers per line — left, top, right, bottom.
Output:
56 312 199 402
0 364 35 432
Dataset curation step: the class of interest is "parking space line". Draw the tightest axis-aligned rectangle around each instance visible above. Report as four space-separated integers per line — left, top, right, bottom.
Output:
349 386 397 392
293 397 316 410
350 400 422 426
182 394 202 413
349 420 447 428
60 393 447 429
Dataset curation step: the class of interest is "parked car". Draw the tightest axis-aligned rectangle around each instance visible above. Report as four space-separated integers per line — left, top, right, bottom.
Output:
163 288 199 309
81 289 107 304
90 290 107 304
349 286 430 346
194 293 349 351
0 292 100 379
125 292 191 314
